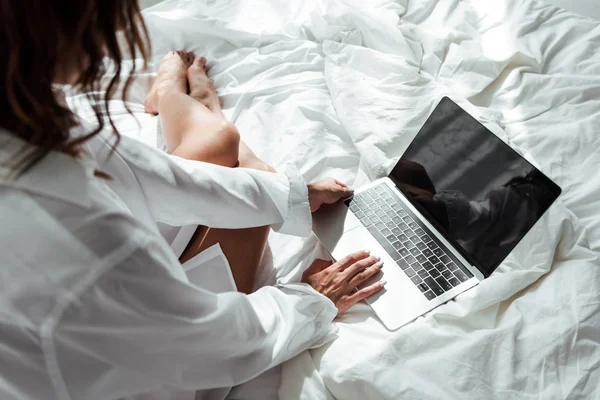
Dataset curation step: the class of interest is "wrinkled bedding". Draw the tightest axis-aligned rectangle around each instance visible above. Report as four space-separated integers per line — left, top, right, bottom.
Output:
67 0 600 398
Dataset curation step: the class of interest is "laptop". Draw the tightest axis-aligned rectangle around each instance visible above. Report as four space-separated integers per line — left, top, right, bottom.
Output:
313 97 562 330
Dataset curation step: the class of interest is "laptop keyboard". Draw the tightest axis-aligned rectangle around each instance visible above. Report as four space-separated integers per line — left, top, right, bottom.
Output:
347 183 473 301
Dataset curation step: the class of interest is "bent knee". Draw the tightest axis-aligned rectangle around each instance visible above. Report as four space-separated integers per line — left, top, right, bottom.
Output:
214 121 240 167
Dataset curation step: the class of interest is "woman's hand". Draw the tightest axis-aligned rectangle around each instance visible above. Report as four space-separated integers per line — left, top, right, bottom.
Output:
307 178 353 212
301 251 386 315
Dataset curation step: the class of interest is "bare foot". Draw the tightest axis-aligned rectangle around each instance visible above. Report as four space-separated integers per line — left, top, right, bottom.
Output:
187 56 225 117
144 50 195 115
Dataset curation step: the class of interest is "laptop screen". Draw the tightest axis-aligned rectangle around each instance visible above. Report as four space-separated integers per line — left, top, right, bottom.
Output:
389 97 561 276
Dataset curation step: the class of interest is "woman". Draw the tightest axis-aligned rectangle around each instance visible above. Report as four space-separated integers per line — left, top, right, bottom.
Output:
0 1 385 399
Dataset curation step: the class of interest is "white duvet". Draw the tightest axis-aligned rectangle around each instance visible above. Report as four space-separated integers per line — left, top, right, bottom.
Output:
67 0 600 398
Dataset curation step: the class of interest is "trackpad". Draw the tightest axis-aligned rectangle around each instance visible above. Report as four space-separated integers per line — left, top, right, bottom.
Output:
330 226 427 330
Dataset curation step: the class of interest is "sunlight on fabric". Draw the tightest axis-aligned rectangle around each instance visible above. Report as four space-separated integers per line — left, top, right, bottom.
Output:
471 1 516 60
480 25 518 60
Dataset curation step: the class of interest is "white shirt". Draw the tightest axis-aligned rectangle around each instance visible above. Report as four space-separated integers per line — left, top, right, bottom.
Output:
0 125 337 400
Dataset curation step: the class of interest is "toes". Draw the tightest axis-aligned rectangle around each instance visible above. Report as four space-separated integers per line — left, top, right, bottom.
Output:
196 56 207 67
187 52 196 65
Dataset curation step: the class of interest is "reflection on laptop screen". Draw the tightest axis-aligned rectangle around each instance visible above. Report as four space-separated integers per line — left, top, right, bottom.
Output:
389 97 561 276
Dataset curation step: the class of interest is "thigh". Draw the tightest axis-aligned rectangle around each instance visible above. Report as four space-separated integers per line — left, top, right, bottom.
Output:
180 225 270 294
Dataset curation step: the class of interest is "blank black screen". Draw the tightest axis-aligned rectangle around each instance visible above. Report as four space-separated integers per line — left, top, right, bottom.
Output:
389 97 561 276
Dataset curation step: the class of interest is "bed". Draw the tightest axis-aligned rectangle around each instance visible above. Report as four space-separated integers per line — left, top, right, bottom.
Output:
66 0 600 398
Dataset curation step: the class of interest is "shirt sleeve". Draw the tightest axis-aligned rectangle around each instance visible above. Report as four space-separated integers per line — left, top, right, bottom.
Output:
48 236 338 399
95 131 311 236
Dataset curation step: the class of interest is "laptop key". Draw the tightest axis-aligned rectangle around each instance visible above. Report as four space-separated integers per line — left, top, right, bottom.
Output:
398 222 408 230
402 215 412 223
405 241 415 250
414 228 425 236
424 277 445 295
420 248 431 257
391 228 402 236
427 241 438 250
365 210 375 217
399 248 410 257
386 210 397 218
409 235 420 243
380 215 391 223
354 211 365 219
416 241 427 251
397 259 410 270
349 203 359 212
392 241 403 250
423 291 436 300
385 221 396 229
416 254 427 263
375 222 386 231
366 226 402 261
417 283 429 293
417 269 429 279
410 262 422 272
448 277 460 287
385 234 396 242
411 275 422 285
422 261 434 271
353 198 368 210
454 270 469 282
430 269 441 278
359 216 372 227
374 186 385 194
440 255 451 264
381 228 392 236
404 267 416 278
380 204 392 212
397 209 407 217
408 222 419 230
433 248 445 257
396 234 408 242
404 255 416 264
391 203 404 212
447 262 458 271
429 256 440 264
441 270 454 280
409 247 420 256
392 216 403 224
436 277 453 291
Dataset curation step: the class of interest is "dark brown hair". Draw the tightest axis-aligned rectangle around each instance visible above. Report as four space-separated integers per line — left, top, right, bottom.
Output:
0 0 151 175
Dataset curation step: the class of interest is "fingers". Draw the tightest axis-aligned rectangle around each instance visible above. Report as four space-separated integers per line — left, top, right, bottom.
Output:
333 250 371 271
342 255 381 280
333 179 348 188
348 281 386 304
347 259 384 288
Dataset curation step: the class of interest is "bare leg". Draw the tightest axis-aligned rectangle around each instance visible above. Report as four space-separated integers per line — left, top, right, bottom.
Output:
145 52 270 293
186 56 276 173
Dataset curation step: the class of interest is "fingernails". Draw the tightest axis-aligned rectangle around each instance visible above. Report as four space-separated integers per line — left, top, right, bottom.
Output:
379 280 388 287
374 255 382 261
363 249 371 254
375 261 384 268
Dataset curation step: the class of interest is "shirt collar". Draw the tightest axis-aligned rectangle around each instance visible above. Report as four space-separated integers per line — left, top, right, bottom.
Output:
0 128 95 209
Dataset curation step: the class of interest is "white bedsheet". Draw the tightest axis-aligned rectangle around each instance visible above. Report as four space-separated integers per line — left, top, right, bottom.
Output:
67 0 600 398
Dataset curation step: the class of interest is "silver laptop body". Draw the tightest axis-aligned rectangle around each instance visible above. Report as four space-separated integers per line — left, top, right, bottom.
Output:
313 97 561 330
